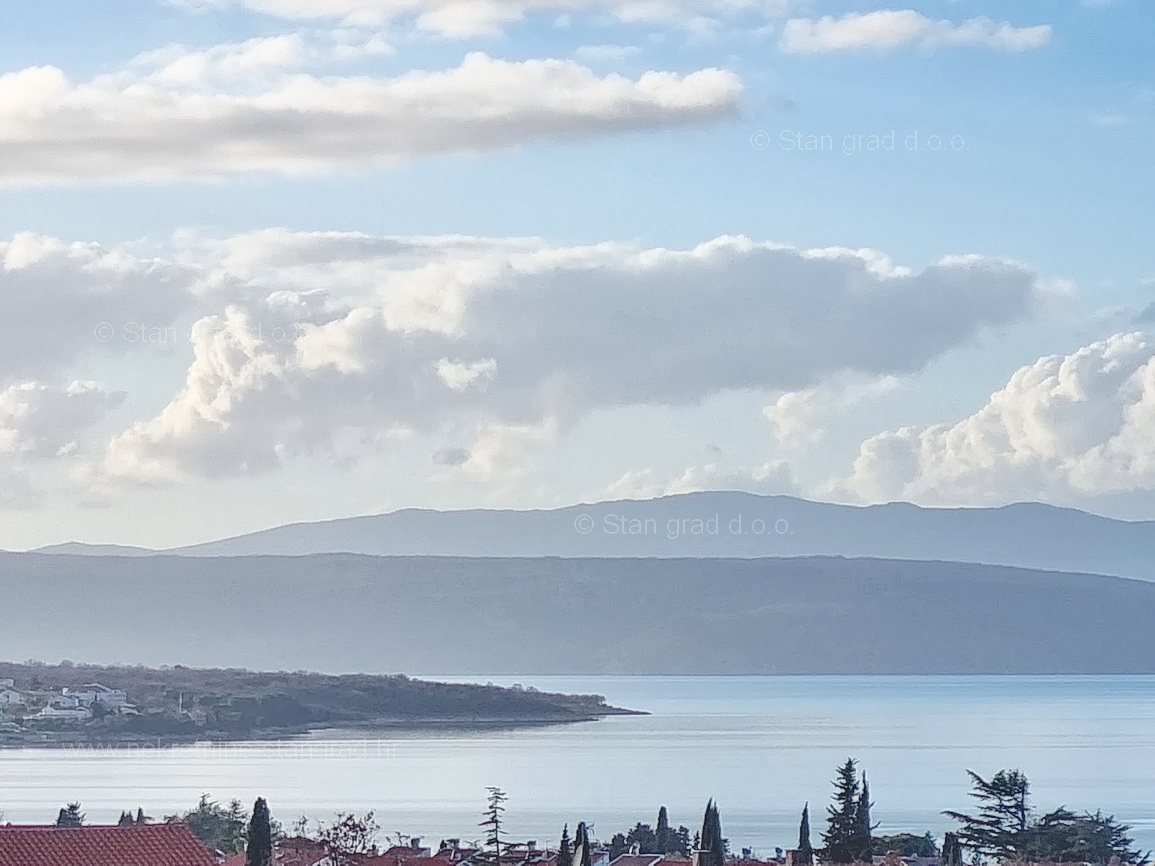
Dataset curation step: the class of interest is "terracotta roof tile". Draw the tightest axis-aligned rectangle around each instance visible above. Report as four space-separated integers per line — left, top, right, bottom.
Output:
0 823 215 866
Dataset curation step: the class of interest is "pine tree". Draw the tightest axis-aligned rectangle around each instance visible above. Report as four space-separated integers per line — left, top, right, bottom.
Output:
855 773 875 862
56 803 85 828
943 769 1031 860
479 788 508 866
246 798 273 866
657 807 671 855
797 804 814 866
823 759 861 864
558 825 573 866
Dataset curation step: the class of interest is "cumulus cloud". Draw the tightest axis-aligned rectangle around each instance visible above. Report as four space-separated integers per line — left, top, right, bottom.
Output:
765 376 900 449
0 48 741 185
833 333 1155 504
0 233 193 380
0 381 124 459
0 381 125 508
92 231 1043 484
780 10 1051 54
176 0 796 36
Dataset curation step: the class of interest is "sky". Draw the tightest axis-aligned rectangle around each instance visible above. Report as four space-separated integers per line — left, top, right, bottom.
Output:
0 0 1152 550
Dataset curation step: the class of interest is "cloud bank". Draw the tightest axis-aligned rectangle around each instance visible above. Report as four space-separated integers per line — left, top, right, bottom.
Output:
0 49 741 184
90 231 1042 484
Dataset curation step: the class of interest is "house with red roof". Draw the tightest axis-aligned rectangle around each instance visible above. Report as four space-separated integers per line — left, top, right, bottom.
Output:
0 823 215 866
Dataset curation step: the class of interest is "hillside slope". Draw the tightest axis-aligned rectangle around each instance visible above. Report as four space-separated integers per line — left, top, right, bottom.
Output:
2 553 1152 674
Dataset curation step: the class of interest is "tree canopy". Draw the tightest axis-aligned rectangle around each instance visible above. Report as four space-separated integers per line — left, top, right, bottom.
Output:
945 770 1149 865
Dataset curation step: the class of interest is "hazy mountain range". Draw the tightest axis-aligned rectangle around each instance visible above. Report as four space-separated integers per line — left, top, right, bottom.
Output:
2 552 1153 675
29 492 1155 581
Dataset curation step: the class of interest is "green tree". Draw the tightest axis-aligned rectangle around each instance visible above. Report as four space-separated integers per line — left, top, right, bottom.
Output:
574 822 593 866
797 804 814 866
945 770 1148 865
873 834 937 858
673 826 693 857
477 788 508 866
609 833 630 859
657 807 671 855
855 773 877 861
699 801 725 866
316 811 380 866
940 832 962 866
56 803 85 827
823 759 861 864
169 794 249 855
1019 809 1149 865
246 798 273 866
626 823 658 854
558 825 573 866
943 770 1031 860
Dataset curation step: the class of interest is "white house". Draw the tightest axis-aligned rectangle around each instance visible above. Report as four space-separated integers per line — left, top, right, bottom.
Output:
64 684 129 707
34 706 91 721
0 678 14 689
0 688 25 707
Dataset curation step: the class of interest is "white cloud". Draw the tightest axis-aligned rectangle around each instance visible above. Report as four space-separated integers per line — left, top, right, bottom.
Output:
0 51 741 185
780 10 1052 54
176 0 797 36
765 376 900 449
0 233 193 381
127 35 310 86
606 461 798 498
91 231 1042 485
0 381 124 460
833 333 1155 504
437 358 498 391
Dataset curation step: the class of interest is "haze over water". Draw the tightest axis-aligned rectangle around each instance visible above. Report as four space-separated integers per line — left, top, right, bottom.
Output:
2 676 1152 853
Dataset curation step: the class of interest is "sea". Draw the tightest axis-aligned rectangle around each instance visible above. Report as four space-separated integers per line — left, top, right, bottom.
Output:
1 676 1152 855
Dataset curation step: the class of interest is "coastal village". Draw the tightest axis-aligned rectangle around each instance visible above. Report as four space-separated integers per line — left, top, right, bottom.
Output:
0 676 141 743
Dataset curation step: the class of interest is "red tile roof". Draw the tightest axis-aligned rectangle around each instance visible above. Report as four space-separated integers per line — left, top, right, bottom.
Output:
608 855 664 866
0 823 215 866
274 837 328 866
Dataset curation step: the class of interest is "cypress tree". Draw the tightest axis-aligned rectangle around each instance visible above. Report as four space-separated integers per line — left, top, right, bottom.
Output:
558 825 573 866
657 807 671 855
941 833 962 866
855 774 875 862
797 804 814 866
823 759 861 864
699 801 724 866
575 823 593 866
246 798 273 866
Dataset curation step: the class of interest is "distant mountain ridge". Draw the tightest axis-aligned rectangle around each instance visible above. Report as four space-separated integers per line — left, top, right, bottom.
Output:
34 492 1155 581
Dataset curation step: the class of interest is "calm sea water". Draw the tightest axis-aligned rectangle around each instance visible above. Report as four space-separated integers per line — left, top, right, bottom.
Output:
1 676 1152 854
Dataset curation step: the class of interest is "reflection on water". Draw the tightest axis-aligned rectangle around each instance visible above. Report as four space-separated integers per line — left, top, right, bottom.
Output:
1 676 1152 854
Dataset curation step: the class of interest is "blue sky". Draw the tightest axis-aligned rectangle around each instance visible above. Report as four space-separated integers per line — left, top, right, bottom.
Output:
0 0 1152 548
